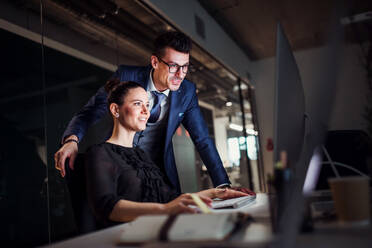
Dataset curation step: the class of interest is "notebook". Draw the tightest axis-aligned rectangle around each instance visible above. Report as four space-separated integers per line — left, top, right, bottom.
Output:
117 212 249 245
212 195 256 209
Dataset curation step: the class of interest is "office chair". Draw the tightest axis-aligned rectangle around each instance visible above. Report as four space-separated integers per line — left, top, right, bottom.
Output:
65 153 97 234
316 130 372 189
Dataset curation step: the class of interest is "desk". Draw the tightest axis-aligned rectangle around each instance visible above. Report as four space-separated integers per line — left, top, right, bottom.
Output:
296 224 372 248
44 193 372 247
44 193 272 248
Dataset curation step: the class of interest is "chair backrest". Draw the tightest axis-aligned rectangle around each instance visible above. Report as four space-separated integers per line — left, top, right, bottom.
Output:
316 130 372 189
65 153 97 234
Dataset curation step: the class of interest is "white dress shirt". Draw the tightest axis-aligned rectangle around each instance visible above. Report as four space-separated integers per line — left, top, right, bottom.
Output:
146 70 170 123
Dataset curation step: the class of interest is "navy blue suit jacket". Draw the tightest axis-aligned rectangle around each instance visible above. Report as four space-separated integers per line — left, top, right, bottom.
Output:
63 65 230 192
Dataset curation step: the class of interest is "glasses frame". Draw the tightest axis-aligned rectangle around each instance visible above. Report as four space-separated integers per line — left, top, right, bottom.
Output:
157 56 189 74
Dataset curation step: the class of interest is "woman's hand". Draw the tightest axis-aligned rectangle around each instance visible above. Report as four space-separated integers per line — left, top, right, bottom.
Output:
197 188 249 200
162 193 212 215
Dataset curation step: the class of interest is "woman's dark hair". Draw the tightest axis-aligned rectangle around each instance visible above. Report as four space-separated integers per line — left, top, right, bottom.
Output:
153 31 192 57
105 79 143 106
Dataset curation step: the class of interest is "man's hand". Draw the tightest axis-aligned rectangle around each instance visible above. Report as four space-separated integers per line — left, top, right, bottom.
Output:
197 188 249 200
231 187 256 196
54 135 78 177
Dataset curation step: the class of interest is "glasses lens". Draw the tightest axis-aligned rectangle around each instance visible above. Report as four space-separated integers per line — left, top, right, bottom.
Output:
169 65 178 73
169 65 188 73
181 65 189 73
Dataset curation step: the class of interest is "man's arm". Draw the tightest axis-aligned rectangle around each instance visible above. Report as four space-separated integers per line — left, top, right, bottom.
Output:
55 86 109 177
182 87 231 187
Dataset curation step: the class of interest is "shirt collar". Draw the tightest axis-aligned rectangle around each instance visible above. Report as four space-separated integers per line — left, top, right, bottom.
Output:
147 69 170 97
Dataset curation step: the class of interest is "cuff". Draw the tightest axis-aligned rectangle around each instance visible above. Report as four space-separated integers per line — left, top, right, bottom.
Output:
216 183 231 189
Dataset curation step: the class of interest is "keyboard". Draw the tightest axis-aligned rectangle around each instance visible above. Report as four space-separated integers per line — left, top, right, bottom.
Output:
211 195 256 209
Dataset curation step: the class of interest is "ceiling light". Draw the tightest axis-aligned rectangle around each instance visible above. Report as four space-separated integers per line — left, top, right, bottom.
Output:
233 83 248 91
340 11 372 25
229 123 258 136
229 123 243 131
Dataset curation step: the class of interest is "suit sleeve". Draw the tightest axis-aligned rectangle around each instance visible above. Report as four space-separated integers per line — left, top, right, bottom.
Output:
61 65 127 142
181 86 231 187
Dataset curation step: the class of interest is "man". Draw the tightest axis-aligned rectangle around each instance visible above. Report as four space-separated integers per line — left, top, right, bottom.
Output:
55 31 231 193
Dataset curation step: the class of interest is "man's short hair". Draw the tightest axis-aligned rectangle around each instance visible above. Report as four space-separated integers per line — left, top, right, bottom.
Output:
153 31 192 57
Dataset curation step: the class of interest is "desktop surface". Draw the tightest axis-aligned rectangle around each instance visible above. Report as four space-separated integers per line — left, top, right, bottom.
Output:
296 223 372 248
43 194 271 248
43 192 372 248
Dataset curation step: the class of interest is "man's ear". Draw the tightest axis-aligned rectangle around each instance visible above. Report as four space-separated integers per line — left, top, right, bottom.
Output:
151 55 158 69
109 103 119 117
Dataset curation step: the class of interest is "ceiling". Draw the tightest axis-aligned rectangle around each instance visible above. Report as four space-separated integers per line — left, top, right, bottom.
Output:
10 0 372 63
7 0 372 118
199 0 372 60
11 0 244 116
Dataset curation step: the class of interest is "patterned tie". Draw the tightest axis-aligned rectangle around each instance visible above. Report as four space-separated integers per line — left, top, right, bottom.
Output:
148 91 166 123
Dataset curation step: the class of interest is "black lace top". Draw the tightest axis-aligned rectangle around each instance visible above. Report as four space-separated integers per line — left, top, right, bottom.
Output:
85 142 179 227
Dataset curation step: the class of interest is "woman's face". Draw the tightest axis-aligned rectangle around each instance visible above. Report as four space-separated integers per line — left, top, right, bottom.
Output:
117 87 150 132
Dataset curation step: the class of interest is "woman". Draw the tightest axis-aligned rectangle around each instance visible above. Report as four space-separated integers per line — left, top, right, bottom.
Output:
85 80 247 227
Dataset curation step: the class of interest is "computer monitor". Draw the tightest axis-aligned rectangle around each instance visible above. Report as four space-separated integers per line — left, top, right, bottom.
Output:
273 20 341 190
273 4 344 245
273 23 306 171
272 22 311 236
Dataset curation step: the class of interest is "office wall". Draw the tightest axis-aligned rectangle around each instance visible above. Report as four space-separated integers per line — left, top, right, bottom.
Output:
252 43 369 175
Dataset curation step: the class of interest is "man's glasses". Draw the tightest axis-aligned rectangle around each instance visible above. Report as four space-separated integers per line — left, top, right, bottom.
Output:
157 56 189 74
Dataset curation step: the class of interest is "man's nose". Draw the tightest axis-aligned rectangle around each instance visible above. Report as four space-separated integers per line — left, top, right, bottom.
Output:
175 67 184 77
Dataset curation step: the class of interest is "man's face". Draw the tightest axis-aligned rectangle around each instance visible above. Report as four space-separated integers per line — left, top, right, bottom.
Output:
151 47 189 92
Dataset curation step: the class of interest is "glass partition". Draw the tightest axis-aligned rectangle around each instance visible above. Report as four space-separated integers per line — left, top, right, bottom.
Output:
224 83 261 191
184 75 262 192
44 45 111 242
0 28 49 247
